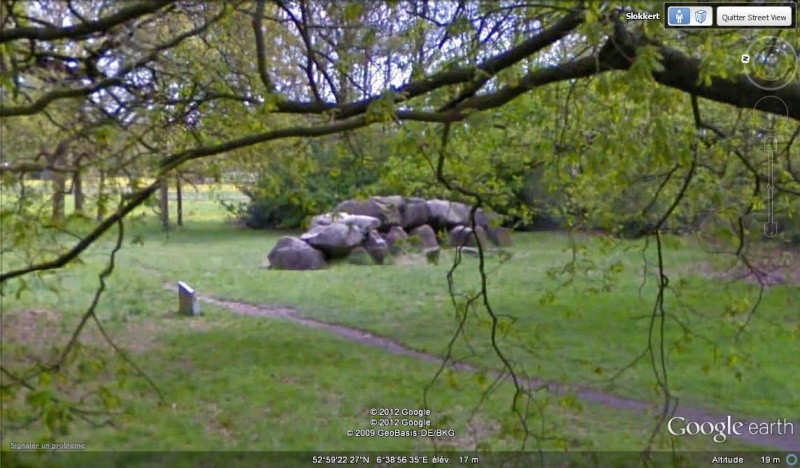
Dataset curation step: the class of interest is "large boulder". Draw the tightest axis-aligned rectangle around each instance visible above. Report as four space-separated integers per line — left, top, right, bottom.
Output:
426 199 461 229
364 230 390 265
384 226 408 255
385 225 408 245
488 226 513 247
301 223 366 258
400 197 431 230
335 196 402 230
372 195 404 225
426 199 489 230
449 226 470 247
334 198 380 219
473 209 490 228
267 236 327 270
409 224 439 250
308 213 332 231
449 225 490 248
309 212 380 232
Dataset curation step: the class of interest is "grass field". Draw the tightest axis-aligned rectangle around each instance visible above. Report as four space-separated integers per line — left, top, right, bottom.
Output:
1 187 798 465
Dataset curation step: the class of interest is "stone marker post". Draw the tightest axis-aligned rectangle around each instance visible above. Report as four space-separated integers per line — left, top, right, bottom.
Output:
178 281 200 316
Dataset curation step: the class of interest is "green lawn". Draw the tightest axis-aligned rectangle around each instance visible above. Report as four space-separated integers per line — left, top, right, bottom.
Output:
112 220 798 420
1 192 797 463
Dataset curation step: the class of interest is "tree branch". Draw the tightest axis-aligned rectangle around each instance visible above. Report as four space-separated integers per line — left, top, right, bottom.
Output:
0 114 370 284
0 182 159 283
251 0 275 93
0 0 176 43
443 24 800 123
0 3 228 118
603 23 800 122
438 8 585 111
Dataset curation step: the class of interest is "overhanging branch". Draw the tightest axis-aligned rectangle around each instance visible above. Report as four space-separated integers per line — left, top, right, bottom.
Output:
0 114 371 283
0 1 177 43
0 3 230 118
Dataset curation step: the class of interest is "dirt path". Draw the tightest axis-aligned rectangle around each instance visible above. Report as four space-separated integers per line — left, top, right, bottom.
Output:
166 286 799 451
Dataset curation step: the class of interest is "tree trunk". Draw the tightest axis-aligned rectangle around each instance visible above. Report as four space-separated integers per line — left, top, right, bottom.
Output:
52 172 66 223
96 170 106 222
47 140 70 224
159 176 170 231
73 170 84 214
176 174 183 227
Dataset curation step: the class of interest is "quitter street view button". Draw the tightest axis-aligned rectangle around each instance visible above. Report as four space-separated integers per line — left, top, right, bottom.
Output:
717 6 794 27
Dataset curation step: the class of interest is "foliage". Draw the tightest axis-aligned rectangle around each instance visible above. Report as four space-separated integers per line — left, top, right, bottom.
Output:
223 130 390 228
1 0 799 450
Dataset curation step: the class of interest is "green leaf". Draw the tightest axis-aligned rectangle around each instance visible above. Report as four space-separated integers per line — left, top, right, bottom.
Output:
343 2 363 22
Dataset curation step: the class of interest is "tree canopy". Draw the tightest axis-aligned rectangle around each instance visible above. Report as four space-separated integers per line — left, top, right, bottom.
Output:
1 0 798 451
2 1 798 281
